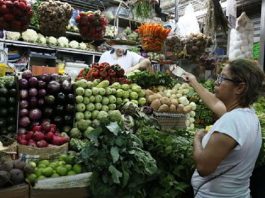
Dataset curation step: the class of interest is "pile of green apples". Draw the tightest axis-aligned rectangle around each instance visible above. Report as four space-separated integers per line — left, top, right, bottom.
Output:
69 79 146 139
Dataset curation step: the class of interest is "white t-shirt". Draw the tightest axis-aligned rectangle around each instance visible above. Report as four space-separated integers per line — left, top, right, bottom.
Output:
192 108 261 198
98 51 143 71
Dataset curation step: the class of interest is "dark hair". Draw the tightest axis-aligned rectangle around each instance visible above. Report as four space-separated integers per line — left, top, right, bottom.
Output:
228 59 265 106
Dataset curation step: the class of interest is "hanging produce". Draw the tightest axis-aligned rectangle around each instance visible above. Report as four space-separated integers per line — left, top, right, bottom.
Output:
137 23 170 52
38 0 72 37
228 12 254 60
75 11 108 41
0 0 33 32
204 0 229 37
130 0 154 19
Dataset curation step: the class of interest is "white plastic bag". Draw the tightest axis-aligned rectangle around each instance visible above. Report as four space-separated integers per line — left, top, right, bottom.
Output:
228 12 254 61
175 4 200 37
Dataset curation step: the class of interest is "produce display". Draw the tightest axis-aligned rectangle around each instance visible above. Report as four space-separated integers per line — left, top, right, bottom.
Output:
70 78 146 141
17 121 69 147
26 153 83 183
0 76 18 142
76 11 108 40
117 27 139 43
18 70 75 133
38 0 72 37
0 0 33 32
0 156 34 187
145 83 196 129
137 23 170 52
199 54 218 70
77 63 129 84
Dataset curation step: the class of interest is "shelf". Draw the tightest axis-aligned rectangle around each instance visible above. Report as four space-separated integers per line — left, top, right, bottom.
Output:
0 39 102 56
30 53 57 60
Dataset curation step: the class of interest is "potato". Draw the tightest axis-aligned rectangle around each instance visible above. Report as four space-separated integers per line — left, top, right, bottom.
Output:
150 99 161 111
158 104 169 112
176 104 184 113
171 98 178 106
145 89 154 97
183 105 192 113
160 97 171 106
169 104 177 113
148 94 160 103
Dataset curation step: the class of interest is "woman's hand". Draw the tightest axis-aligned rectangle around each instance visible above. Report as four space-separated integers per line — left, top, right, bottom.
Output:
182 72 198 86
195 129 206 141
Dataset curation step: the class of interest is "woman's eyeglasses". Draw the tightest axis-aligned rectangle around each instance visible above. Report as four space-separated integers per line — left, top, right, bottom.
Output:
216 74 242 85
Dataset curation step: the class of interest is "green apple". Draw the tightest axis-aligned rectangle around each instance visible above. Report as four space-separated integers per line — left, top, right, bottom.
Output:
86 103 95 111
75 79 87 88
75 112 84 121
95 103 102 110
83 126 95 138
108 104 116 110
75 87 85 96
116 89 124 98
102 97 109 105
138 90 145 97
105 87 112 95
138 97 147 106
116 98 123 105
84 111 92 119
95 95 102 103
83 97 90 104
110 82 120 89
130 92 138 100
84 89 92 97
89 95 95 103
121 84 130 90
122 91 129 99
101 105 109 112
92 87 99 95
76 103 86 112
98 88 106 95
108 95 116 104
86 81 94 88
131 100 138 105
91 110 99 120
75 95 83 103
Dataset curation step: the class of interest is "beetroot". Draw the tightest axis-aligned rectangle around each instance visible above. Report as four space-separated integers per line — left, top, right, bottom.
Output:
45 132 54 142
29 109 42 121
22 70 32 80
33 131 45 141
36 140 48 148
28 77 38 87
32 125 42 132
41 121 51 132
19 117 30 127
25 131 34 140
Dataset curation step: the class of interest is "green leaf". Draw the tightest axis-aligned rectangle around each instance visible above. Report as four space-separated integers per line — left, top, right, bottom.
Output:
87 127 102 145
108 165 122 184
106 122 121 136
111 146 119 163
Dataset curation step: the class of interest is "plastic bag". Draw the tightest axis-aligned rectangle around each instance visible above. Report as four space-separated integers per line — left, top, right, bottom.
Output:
228 12 253 61
175 4 200 37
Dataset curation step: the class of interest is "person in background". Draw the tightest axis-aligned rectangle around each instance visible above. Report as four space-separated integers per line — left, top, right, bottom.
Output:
98 40 152 74
182 59 265 197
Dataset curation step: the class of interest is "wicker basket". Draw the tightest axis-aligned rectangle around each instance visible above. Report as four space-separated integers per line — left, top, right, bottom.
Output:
153 111 187 129
18 143 68 160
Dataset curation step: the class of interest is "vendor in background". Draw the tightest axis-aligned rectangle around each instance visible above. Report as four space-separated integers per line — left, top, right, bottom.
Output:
182 59 265 198
98 40 152 74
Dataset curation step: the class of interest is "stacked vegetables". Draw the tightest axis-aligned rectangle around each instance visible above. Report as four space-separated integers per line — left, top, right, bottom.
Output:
0 0 33 32
0 76 18 143
69 79 146 142
18 70 75 133
145 83 196 129
76 11 108 40
17 121 69 148
0 156 34 188
26 154 83 184
137 23 170 52
38 0 72 37
77 63 129 84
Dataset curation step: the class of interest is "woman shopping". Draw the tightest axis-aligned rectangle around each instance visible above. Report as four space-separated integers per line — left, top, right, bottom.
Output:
182 59 265 198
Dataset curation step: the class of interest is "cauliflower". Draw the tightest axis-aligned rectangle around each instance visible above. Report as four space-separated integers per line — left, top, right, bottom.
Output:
79 42 87 50
58 37 69 48
6 31 20 40
21 29 38 43
69 40 79 49
48 36 57 46
37 33 47 45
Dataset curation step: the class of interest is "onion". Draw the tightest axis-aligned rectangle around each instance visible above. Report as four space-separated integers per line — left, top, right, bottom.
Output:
38 89 46 97
38 80 46 88
47 81 60 94
19 79 28 89
29 97 38 108
28 77 38 87
38 98 45 106
18 128 27 134
29 88 38 97
38 74 50 82
20 100 29 109
19 117 30 127
20 109 29 117
22 70 32 79
29 108 42 121
20 89 28 99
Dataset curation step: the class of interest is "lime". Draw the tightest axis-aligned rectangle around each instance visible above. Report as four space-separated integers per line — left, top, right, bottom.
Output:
35 168 43 177
49 162 58 169
37 164 46 169
56 166 68 176
29 161 37 168
38 160 50 166
67 170 76 176
27 173 37 184
42 167 54 177
72 164 82 174
58 161 66 166
59 154 68 162
65 164 72 171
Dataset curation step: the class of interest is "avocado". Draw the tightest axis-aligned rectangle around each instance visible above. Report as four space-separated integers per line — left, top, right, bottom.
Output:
0 97 7 105
0 87 7 96
8 106 16 114
0 109 8 116
8 88 17 97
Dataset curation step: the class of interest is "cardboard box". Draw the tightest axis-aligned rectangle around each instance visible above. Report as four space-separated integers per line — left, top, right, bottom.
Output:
30 187 89 198
0 183 29 198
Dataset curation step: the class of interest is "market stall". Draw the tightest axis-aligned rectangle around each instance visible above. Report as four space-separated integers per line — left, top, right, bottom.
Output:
0 0 264 198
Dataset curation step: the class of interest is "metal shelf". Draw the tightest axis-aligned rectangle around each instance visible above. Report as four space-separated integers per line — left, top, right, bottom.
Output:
0 39 102 56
